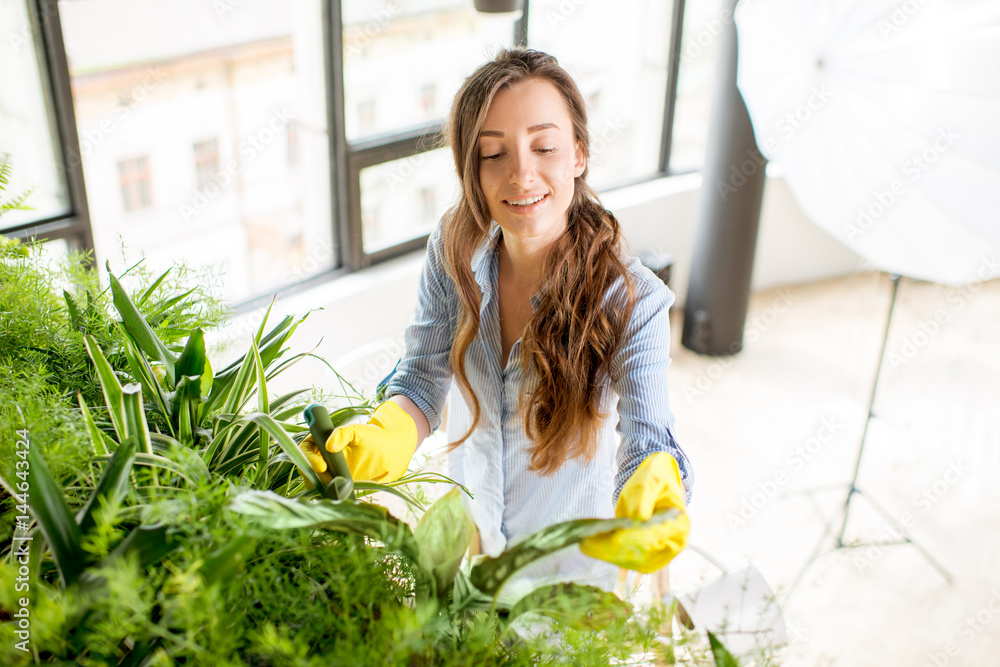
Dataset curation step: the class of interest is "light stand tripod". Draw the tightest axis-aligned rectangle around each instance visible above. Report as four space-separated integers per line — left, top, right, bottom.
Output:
785 273 953 602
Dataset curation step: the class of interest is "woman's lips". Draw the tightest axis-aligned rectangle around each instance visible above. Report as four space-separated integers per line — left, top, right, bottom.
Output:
503 193 548 213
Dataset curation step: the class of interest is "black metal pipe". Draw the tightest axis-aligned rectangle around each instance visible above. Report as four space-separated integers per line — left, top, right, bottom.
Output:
682 2 766 355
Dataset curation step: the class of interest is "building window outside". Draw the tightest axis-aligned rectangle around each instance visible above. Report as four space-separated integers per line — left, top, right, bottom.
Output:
23 1 704 304
193 139 220 191
118 156 153 212
57 0 334 304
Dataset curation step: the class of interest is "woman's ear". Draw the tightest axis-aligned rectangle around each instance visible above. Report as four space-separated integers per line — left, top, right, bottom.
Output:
573 139 586 178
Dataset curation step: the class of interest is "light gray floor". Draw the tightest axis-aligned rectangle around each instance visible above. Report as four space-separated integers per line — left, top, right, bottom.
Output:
666 270 1000 666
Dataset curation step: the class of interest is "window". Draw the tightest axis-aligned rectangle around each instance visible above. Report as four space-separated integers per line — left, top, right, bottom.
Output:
0 0 79 240
9 0 710 304
118 156 153 212
57 0 333 303
527 0 673 188
669 0 731 172
193 139 220 191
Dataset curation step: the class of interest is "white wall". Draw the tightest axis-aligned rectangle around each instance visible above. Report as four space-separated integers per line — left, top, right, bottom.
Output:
220 172 866 399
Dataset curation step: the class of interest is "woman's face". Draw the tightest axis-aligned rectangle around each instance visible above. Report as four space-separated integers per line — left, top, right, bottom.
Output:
477 78 586 251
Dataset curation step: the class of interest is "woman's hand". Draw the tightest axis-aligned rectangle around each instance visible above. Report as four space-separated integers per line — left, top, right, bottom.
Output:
299 401 418 484
579 452 689 574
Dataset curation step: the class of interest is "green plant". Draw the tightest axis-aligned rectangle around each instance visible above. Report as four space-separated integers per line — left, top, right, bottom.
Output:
1 236 750 665
0 153 34 220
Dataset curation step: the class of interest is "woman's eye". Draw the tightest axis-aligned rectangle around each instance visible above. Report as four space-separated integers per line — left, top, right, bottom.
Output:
480 153 502 161
536 147 556 154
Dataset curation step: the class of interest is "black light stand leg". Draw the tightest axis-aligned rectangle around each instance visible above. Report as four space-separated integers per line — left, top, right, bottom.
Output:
835 274 902 546
783 274 953 605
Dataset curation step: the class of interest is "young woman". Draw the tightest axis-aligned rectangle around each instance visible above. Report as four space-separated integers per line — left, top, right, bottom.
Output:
303 48 693 593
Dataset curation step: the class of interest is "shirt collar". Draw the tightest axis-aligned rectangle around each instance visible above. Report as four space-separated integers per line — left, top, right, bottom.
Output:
469 222 542 310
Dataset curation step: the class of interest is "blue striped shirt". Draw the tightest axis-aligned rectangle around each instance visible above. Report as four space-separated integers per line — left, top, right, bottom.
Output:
384 219 694 593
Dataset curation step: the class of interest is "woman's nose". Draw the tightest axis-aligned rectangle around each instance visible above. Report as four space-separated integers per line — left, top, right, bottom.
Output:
508 148 537 186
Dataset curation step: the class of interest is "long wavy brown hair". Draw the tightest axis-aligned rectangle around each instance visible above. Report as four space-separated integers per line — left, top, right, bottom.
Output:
442 47 636 475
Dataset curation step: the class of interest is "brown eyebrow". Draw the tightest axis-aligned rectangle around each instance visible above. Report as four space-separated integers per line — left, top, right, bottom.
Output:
479 123 559 138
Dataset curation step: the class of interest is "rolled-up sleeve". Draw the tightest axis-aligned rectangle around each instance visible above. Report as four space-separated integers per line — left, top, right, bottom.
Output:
610 269 695 506
383 223 457 433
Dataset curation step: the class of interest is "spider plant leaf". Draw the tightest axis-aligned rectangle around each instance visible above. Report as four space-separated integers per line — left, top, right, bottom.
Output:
77 393 111 457
77 438 136 536
118 326 171 427
107 265 176 385
237 412 322 489
27 445 86 588
83 334 126 443
122 383 153 456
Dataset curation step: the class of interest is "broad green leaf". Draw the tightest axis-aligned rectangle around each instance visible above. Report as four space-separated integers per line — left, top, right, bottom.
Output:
507 583 632 630
77 439 136 536
199 354 214 400
199 535 257 585
107 264 177 385
229 490 413 551
174 375 203 447
27 445 86 588
176 328 207 379
452 568 494 613
470 508 680 596
708 631 742 667
83 334 126 442
413 488 476 596
77 393 110 457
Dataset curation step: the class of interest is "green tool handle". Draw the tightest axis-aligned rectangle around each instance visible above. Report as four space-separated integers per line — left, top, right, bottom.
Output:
304 404 355 501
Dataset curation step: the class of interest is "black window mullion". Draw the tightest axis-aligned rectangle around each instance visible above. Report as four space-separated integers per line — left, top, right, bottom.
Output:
327 0 356 271
659 0 687 175
346 124 443 267
9 0 95 253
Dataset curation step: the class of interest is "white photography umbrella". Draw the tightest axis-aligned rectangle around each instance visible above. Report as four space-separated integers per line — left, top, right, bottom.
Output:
735 0 1000 286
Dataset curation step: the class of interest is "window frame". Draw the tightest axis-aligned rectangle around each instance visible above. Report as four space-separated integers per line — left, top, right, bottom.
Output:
4 0 93 252
13 0 691 303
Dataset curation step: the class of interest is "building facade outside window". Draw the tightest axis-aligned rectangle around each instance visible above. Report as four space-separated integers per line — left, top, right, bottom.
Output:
3 0 722 306
118 156 152 212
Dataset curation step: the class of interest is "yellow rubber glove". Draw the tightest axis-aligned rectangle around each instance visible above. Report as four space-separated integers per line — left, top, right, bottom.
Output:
298 401 417 484
579 452 689 574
